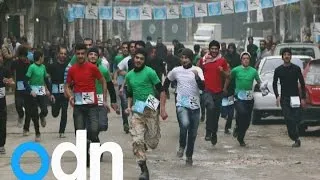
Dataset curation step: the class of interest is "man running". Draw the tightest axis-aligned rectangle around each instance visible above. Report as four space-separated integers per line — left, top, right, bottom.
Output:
47 46 69 138
164 48 205 166
273 48 306 148
229 52 261 146
199 40 230 145
65 43 107 167
125 48 168 180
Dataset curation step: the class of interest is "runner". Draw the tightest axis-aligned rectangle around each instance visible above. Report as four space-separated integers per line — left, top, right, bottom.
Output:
230 52 261 146
199 40 230 145
11 45 31 128
0 63 15 154
64 43 107 167
163 48 205 166
23 50 51 142
125 48 168 180
47 46 69 138
197 47 209 122
273 48 306 147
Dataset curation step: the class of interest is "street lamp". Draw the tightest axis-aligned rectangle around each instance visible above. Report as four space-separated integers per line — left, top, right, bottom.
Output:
36 17 39 22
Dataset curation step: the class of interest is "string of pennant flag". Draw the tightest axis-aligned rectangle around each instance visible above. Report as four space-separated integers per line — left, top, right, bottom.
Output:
67 0 300 22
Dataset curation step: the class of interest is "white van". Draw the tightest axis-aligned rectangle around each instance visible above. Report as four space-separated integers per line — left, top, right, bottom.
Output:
193 23 222 46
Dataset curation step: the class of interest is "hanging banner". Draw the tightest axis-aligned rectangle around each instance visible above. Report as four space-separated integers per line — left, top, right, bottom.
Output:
194 3 208 17
247 0 260 11
73 4 85 19
113 6 126 20
234 0 248 13
287 0 300 4
67 5 75 22
208 2 222 16
153 6 167 20
167 5 179 19
86 5 98 19
260 0 274 9
273 0 287 6
140 5 152 20
99 6 112 20
127 7 140 20
181 4 195 18
221 0 234 15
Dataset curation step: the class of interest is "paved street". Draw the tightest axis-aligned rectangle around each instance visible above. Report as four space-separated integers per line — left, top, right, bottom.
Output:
1 92 320 180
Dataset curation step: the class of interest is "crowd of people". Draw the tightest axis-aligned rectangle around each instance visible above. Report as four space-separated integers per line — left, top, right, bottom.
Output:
0 35 307 180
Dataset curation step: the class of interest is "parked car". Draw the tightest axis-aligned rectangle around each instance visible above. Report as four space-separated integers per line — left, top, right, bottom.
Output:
251 55 309 125
274 43 320 59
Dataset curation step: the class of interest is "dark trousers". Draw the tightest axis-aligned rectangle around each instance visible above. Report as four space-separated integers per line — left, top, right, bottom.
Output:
177 107 200 158
15 91 30 120
119 86 128 126
200 93 206 119
234 99 254 141
204 91 223 135
0 106 7 147
221 105 234 130
23 95 48 135
280 97 301 141
52 94 69 134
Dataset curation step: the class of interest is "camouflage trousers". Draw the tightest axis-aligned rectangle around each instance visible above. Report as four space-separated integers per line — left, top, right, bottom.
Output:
130 108 160 161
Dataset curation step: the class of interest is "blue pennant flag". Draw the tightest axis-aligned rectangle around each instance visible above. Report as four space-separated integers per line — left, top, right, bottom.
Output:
127 7 140 20
234 0 248 13
208 2 222 16
99 6 112 20
181 4 195 18
153 7 167 20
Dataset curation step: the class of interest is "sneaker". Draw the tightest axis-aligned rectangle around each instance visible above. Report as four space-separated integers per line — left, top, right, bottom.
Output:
59 133 66 138
186 157 193 166
40 117 46 127
292 139 301 148
211 134 217 146
23 130 29 136
205 131 212 141
233 127 238 138
224 129 231 135
123 124 129 134
0 146 6 154
237 137 246 147
177 147 184 158
17 117 23 128
200 116 205 122
35 134 41 142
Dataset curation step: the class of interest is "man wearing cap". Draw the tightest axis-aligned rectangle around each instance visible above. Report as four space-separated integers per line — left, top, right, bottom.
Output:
163 48 205 166
273 48 306 148
228 52 261 146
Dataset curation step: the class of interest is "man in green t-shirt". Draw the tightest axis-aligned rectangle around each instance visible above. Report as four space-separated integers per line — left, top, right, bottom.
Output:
229 52 261 147
24 50 51 142
125 48 168 180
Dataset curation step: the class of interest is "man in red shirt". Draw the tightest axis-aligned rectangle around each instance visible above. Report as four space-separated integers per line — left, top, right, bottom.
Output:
64 43 107 167
199 40 230 146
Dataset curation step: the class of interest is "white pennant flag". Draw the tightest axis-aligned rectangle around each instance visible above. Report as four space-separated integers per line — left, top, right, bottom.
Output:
140 5 152 20
273 0 287 6
195 3 208 17
113 6 126 20
221 0 234 14
86 5 98 19
167 5 179 19
247 0 260 11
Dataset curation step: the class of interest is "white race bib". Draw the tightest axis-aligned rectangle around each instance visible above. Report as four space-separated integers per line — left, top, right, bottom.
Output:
237 90 253 101
177 94 200 109
74 92 95 105
146 95 160 111
97 94 104 106
290 96 300 108
17 81 25 91
52 84 65 94
0 87 5 98
59 84 64 93
222 96 234 106
31 86 46 96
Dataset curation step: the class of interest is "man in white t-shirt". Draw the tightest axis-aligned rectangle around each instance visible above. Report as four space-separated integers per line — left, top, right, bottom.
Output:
163 48 205 166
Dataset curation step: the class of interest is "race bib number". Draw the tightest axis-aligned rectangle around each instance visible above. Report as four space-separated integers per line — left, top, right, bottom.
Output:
0 87 5 98
74 92 95 105
17 81 25 91
177 94 200 109
290 96 300 108
31 86 46 96
133 100 147 114
146 95 160 111
59 84 64 93
52 84 65 94
222 96 234 106
97 94 104 106
237 90 253 101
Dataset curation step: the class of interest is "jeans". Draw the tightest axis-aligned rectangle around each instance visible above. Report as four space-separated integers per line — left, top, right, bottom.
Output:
176 107 200 158
24 95 48 135
280 97 302 141
234 99 254 141
98 106 108 132
119 86 128 126
0 106 7 147
51 94 69 134
200 93 206 120
203 91 223 135
15 91 31 121
73 105 99 143
221 105 234 130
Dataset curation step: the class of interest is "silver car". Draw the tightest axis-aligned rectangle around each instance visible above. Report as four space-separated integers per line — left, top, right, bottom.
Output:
251 55 312 124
